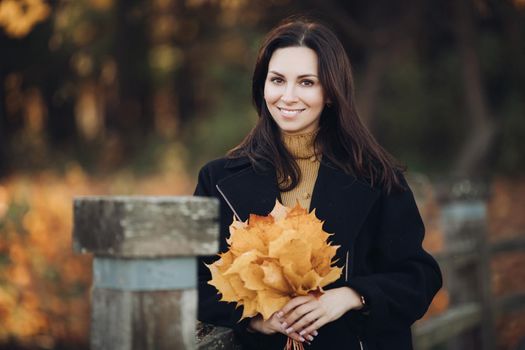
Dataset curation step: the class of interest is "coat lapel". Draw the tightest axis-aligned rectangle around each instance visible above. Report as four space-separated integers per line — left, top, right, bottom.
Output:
310 158 380 249
216 157 380 249
216 159 281 222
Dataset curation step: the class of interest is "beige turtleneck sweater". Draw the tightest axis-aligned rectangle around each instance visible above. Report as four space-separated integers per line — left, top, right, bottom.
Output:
280 129 321 211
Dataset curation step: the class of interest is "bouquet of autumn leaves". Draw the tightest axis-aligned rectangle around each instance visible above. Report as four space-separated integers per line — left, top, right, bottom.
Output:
206 200 343 326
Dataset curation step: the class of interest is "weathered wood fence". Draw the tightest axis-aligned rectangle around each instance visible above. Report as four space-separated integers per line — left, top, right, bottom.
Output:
73 196 219 350
412 180 525 350
73 180 525 350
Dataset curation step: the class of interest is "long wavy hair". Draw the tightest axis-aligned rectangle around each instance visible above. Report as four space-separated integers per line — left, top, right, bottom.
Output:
228 17 405 193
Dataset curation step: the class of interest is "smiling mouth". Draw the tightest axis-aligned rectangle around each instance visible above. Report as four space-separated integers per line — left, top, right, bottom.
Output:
278 107 306 117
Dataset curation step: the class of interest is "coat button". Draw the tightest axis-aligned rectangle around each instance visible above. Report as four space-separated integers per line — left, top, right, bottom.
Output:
303 192 311 199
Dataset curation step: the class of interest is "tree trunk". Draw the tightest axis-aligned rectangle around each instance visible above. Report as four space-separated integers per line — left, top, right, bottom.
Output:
303 0 370 48
356 49 389 126
111 0 153 147
452 0 496 178
0 67 7 177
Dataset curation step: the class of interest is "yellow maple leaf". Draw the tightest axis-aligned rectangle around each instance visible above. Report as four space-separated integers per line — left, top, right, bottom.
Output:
207 262 238 302
228 227 266 256
239 263 266 291
207 200 343 321
260 260 291 293
257 290 289 320
241 298 258 319
223 250 261 275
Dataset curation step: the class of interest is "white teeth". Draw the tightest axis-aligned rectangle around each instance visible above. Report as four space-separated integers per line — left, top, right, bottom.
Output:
279 107 304 116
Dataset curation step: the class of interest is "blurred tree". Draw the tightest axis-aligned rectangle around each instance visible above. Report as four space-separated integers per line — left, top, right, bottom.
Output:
112 0 152 139
294 0 525 177
0 0 524 178
452 0 496 177
0 68 6 177
0 0 50 38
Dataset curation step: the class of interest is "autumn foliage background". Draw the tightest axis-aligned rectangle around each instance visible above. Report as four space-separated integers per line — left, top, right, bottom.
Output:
1 0 525 349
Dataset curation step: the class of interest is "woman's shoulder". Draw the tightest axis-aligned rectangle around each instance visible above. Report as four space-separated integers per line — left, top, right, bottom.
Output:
198 156 229 171
198 155 252 176
370 168 410 196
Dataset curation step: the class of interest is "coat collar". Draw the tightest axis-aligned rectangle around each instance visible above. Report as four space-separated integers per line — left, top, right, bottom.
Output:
217 156 380 247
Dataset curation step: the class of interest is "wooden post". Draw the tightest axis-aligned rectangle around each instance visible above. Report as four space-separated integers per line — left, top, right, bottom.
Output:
73 196 219 350
437 179 495 350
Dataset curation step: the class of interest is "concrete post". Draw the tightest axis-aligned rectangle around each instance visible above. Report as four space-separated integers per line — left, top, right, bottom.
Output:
73 196 219 350
437 179 495 350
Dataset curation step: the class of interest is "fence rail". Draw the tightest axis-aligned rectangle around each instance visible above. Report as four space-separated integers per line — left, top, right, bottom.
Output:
73 181 525 350
414 236 525 350
413 303 482 349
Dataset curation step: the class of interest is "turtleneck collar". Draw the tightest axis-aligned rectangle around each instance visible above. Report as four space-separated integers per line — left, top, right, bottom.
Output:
281 129 320 159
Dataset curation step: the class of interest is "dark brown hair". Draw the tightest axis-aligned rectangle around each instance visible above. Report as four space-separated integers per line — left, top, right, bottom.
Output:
228 17 405 193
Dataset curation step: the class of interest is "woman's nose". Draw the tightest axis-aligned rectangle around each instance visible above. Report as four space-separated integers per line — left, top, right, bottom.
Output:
281 84 299 104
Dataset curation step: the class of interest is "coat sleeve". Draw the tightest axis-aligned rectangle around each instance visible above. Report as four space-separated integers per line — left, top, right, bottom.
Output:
193 164 251 330
345 176 443 333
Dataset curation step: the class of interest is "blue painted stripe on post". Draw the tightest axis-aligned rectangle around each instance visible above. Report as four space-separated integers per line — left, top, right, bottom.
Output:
441 201 486 222
93 257 196 291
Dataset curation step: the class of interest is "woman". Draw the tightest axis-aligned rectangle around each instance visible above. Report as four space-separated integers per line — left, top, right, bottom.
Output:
194 17 442 350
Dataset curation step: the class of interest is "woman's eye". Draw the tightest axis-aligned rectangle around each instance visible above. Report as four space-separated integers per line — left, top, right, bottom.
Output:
270 77 284 84
301 80 314 87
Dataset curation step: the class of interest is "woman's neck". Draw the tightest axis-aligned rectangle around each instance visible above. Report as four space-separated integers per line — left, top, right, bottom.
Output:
281 129 319 159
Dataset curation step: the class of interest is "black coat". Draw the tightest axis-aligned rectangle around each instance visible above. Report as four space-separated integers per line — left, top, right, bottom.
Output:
194 155 442 350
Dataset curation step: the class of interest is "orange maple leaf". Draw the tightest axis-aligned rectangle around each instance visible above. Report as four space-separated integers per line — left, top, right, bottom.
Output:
207 200 343 321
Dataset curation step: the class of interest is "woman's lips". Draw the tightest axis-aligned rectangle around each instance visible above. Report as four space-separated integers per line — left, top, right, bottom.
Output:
278 107 305 118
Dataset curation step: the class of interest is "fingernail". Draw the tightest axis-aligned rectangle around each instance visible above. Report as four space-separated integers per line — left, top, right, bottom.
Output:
307 335 314 341
285 327 293 334
281 322 287 329
299 330 306 336
299 336 305 342
313 330 319 336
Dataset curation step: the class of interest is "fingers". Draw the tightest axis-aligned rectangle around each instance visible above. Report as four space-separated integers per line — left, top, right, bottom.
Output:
288 330 308 343
254 304 319 344
284 328 317 343
274 310 315 343
253 312 317 344
262 288 351 343
285 308 323 335
281 300 318 329
256 312 287 335
267 312 285 334
297 317 326 338
278 295 314 318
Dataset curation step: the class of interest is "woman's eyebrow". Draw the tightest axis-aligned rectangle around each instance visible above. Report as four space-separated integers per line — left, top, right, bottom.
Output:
268 70 318 78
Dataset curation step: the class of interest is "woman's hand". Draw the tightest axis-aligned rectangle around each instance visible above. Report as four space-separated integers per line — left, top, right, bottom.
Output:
248 312 316 343
278 287 363 337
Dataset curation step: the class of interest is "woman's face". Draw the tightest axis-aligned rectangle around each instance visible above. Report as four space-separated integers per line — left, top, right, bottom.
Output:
264 46 326 135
